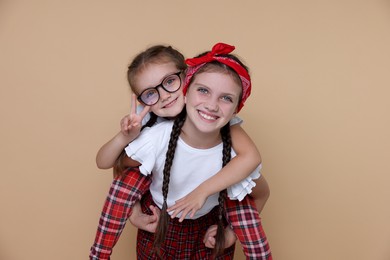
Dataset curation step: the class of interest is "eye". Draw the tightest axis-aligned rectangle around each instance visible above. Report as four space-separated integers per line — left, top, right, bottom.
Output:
143 89 158 99
163 74 180 89
221 95 233 103
164 76 176 86
197 87 209 94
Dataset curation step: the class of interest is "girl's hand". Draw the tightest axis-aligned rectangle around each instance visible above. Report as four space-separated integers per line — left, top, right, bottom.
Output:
129 201 160 233
167 187 208 222
203 225 237 249
120 94 151 137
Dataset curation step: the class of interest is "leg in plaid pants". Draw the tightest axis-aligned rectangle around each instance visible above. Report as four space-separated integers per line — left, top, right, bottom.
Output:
225 195 272 260
89 167 151 260
89 167 271 259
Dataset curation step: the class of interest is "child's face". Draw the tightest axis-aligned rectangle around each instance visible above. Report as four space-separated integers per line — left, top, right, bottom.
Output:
185 71 241 134
133 62 185 118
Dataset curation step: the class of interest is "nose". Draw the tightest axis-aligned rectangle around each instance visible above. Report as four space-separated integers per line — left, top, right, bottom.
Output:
157 86 171 102
204 100 219 112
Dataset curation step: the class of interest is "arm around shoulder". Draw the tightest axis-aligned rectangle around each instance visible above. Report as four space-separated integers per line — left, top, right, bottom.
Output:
96 131 136 169
193 124 262 198
230 124 261 166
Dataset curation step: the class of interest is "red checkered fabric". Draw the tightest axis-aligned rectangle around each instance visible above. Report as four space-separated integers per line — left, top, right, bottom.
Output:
89 168 272 259
137 192 235 259
225 195 272 259
89 167 151 260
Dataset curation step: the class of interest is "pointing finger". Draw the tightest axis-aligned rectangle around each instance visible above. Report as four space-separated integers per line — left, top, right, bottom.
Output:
130 94 137 115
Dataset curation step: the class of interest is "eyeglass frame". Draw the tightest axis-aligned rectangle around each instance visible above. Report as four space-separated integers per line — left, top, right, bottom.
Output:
137 71 183 106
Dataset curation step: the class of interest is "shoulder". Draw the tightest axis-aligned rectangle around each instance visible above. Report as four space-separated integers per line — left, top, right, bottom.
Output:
146 120 173 132
138 120 173 141
125 121 173 161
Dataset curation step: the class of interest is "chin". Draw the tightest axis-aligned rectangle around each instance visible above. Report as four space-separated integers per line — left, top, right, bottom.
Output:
171 105 184 115
171 101 184 113
160 106 181 118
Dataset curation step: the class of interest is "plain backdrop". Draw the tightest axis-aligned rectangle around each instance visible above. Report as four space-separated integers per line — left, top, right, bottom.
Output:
1 0 390 259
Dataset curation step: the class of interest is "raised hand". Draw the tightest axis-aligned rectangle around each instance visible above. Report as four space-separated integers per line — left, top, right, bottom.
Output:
95 94 151 170
167 187 208 222
120 94 151 138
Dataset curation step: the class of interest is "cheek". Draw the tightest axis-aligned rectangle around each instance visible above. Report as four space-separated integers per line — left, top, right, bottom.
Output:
185 93 201 107
221 103 238 116
184 89 196 104
149 103 161 113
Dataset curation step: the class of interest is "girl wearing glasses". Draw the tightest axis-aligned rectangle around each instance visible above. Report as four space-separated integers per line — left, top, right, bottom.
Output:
90 43 271 259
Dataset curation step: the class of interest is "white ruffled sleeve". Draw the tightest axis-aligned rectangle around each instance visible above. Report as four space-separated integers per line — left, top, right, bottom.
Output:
227 163 262 201
124 126 156 176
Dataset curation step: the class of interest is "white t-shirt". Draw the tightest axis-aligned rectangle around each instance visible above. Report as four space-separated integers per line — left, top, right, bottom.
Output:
125 120 261 219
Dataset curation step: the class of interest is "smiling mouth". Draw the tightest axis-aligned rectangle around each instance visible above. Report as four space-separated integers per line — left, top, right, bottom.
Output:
198 110 218 121
163 97 177 108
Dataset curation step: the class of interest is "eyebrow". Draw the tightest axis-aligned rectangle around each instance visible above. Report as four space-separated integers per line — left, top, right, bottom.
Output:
147 71 179 88
194 83 239 97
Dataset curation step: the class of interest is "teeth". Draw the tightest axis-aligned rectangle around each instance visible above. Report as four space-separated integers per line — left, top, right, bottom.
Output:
199 111 217 120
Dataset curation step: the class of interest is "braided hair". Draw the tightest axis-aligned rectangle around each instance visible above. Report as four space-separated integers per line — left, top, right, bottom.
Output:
213 123 232 257
153 109 186 257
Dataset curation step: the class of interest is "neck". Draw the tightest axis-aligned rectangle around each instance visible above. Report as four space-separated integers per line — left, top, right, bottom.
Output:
180 121 221 149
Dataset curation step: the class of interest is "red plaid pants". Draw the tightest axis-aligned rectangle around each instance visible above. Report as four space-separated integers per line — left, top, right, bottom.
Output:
89 167 272 259
225 196 272 259
137 193 235 259
90 168 151 259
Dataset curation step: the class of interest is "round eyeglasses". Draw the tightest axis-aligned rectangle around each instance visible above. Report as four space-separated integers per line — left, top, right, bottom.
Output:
137 71 182 106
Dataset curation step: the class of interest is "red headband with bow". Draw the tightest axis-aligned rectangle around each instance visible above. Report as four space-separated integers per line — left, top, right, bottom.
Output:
183 42 251 113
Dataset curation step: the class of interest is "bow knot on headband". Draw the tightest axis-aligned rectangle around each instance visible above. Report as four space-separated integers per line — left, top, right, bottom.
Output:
183 42 251 113
186 43 236 66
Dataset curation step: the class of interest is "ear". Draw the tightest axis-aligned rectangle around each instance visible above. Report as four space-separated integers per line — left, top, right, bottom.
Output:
234 105 239 115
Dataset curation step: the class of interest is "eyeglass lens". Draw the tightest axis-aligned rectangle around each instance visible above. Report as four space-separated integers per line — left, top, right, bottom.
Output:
139 73 181 105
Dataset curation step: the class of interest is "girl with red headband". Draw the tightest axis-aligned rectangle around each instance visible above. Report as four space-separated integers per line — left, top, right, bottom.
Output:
90 43 272 259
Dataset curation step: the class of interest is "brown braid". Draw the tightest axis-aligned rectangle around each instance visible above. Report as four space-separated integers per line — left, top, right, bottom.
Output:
153 109 187 257
213 123 232 257
113 112 159 178
142 112 158 129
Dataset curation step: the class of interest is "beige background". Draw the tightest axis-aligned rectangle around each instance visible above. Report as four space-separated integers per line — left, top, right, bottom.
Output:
1 0 390 259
